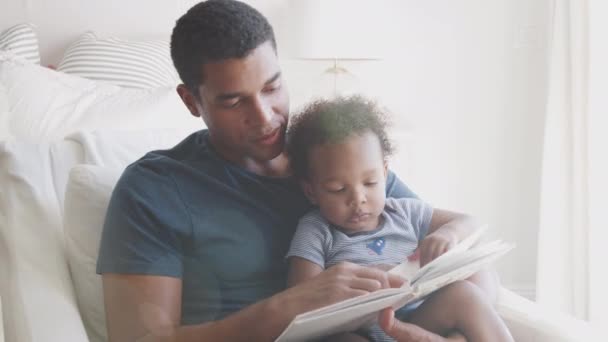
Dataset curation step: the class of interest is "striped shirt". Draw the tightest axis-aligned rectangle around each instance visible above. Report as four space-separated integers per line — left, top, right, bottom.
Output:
287 197 433 269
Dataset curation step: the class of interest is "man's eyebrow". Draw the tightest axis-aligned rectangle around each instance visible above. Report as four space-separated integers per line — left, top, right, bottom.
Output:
215 72 282 101
265 72 281 85
216 92 242 101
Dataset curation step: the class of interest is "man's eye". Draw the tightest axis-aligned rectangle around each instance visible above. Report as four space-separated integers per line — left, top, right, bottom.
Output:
222 100 240 109
263 85 280 93
327 188 345 193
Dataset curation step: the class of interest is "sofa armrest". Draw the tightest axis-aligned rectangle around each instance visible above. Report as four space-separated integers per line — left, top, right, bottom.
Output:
496 288 600 341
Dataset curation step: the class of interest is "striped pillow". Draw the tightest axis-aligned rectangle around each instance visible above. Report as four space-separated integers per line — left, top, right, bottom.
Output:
0 23 41 64
58 32 180 89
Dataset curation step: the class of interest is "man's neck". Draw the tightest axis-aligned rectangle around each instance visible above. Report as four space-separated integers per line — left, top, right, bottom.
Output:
208 140 290 178
242 153 290 178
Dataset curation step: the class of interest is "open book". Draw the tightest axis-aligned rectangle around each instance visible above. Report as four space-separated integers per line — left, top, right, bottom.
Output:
276 227 514 342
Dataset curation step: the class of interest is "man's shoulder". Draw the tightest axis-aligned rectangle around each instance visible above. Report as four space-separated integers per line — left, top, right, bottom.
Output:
113 129 214 193
122 130 212 176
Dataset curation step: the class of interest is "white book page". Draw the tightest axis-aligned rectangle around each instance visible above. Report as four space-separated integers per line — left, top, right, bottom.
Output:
416 241 512 284
390 225 488 285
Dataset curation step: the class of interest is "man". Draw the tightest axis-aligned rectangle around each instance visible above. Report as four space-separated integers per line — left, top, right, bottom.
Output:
97 1 500 341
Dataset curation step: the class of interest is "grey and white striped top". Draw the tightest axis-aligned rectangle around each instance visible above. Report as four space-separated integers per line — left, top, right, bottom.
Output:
287 198 433 269
0 23 41 64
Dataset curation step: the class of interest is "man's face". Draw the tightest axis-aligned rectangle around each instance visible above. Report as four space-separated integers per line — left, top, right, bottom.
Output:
303 131 388 233
180 41 289 165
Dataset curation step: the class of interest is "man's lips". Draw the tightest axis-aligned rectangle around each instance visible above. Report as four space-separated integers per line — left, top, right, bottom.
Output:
255 128 281 146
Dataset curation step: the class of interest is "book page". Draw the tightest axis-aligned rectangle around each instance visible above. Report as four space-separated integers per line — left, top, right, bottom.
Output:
390 225 488 285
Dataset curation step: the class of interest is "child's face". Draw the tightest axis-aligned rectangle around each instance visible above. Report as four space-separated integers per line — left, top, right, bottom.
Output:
303 131 388 233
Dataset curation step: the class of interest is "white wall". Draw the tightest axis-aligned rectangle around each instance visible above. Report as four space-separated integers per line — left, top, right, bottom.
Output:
1 0 551 299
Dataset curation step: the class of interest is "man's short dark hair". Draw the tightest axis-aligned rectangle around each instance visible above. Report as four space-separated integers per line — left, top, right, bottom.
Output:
171 0 277 94
287 95 394 180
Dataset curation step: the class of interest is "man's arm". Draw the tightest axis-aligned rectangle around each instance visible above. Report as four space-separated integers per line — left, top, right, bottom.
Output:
287 256 324 287
103 263 405 342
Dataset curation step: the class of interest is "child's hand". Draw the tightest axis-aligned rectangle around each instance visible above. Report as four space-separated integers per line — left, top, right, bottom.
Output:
417 230 458 267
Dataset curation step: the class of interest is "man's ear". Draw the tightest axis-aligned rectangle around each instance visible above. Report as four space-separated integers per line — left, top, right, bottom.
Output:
177 84 202 118
301 180 318 205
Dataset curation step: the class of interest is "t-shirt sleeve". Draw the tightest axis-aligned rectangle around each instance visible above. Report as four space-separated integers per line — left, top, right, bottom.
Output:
397 198 434 242
285 212 331 268
96 161 192 278
386 170 419 199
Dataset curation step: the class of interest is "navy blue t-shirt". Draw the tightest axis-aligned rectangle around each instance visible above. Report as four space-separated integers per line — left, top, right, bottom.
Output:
97 129 417 325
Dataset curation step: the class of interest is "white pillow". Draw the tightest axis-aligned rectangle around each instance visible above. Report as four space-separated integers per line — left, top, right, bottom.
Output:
1 51 204 142
64 165 122 342
0 141 89 342
58 32 179 88
0 23 41 64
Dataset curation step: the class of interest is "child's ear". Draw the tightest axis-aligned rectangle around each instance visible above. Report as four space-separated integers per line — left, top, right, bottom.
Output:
301 180 318 205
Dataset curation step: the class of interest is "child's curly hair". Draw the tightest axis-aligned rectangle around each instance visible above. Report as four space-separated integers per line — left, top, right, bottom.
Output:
286 95 394 179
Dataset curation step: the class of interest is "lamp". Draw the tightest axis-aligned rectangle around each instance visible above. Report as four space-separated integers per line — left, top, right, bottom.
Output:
286 0 388 97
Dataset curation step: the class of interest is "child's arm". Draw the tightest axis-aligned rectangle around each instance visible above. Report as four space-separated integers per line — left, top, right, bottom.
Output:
422 209 500 302
287 256 324 287
420 208 480 266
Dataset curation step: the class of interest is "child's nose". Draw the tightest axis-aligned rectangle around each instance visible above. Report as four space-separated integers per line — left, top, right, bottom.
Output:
349 188 367 206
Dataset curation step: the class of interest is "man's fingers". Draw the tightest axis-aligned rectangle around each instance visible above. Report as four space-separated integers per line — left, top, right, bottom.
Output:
349 278 383 292
387 273 406 288
340 288 369 300
378 308 395 332
351 265 405 289
380 309 437 341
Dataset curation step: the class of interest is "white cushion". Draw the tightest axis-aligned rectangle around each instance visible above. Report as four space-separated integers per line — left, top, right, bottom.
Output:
0 23 40 64
0 141 88 342
0 127 194 341
57 32 179 88
0 51 204 143
0 80 12 141
64 165 122 342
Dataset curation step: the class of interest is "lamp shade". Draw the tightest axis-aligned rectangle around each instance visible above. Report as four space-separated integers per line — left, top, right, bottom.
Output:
286 0 389 60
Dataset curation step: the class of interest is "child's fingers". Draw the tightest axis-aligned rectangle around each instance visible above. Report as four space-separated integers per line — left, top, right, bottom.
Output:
407 249 420 262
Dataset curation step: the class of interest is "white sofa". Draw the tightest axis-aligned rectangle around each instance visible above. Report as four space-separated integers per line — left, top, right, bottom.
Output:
0 52 601 342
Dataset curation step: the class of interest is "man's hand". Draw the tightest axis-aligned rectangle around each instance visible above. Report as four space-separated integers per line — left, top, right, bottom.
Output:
417 230 458 267
378 308 446 342
274 262 406 329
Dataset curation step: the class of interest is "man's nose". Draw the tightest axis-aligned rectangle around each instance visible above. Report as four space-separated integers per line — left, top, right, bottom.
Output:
248 96 273 126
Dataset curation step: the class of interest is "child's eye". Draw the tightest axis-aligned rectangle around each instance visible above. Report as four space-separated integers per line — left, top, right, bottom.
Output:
365 181 378 187
327 188 345 193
